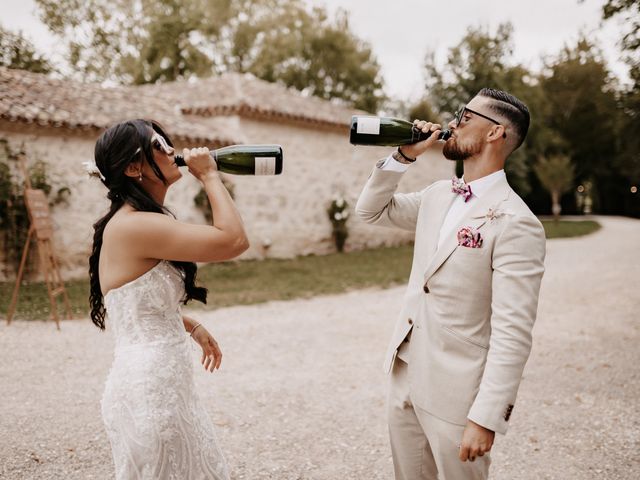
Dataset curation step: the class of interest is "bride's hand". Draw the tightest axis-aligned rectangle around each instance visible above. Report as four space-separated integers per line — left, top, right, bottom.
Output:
192 326 223 372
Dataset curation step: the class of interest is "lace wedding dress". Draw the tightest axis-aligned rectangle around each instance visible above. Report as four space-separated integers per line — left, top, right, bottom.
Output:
100 260 229 480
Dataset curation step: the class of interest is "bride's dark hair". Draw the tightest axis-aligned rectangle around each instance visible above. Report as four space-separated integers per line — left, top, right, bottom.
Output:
89 119 207 330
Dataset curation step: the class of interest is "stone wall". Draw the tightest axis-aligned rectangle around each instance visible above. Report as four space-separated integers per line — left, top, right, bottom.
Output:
0 123 100 281
0 118 453 280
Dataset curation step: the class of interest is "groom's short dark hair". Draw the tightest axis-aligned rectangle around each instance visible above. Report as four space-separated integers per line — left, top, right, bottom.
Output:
478 88 530 151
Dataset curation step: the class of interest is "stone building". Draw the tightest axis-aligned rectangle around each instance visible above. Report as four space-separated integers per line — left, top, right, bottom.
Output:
0 67 453 280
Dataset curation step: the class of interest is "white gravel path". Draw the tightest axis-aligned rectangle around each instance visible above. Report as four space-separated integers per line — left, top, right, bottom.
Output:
1 216 639 479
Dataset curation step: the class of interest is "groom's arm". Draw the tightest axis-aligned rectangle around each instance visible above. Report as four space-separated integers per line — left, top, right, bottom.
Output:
355 154 429 232
467 214 546 435
356 121 444 230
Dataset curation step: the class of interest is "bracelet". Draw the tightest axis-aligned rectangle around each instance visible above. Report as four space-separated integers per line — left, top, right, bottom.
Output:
189 323 202 337
396 147 416 163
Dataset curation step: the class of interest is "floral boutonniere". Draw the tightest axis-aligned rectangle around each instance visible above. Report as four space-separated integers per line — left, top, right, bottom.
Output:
474 206 507 227
483 207 504 222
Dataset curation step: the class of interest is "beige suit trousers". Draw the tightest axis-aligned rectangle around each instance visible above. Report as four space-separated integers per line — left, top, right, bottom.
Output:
388 358 491 480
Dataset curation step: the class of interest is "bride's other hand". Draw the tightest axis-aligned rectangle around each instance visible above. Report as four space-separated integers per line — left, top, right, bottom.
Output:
193 326 223 372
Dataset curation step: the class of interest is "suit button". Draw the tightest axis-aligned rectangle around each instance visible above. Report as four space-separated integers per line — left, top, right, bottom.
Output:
408 318 413 325
423 284 430 293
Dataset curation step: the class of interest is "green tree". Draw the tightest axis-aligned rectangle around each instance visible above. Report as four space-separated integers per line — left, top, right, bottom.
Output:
223 2 384 111
423 23 526 115
35 0 230 84
538 38 621 213
35 0 384 111
601 0 640 212
0 26 52 74
533 155 575 221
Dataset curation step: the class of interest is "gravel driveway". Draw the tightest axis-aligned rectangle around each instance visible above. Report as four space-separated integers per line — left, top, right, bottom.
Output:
1 216 639 479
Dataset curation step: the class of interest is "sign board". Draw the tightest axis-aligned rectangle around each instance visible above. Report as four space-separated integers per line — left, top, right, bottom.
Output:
24 189 53 240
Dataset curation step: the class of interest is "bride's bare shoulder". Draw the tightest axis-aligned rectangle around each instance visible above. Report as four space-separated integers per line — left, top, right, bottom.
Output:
104 208 167 239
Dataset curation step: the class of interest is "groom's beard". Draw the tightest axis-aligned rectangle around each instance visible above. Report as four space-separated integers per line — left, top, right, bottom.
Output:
443 137 483 161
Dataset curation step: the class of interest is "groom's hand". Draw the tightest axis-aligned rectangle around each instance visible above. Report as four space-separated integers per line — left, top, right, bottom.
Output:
459 419 495 462
398 120 443 160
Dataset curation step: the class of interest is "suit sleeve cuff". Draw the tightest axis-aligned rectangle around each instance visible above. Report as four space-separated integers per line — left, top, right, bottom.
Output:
378 153 410 173
467 400 510 435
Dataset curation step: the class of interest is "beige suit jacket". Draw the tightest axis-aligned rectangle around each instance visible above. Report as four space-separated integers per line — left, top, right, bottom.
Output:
356 164 546 434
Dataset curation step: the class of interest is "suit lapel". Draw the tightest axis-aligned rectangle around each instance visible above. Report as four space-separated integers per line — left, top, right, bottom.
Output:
423 176 511 283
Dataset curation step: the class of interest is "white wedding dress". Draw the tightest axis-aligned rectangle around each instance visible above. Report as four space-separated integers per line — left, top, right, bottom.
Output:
100 260 229 480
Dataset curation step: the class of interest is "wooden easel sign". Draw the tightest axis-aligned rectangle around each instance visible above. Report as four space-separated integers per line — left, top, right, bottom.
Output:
6 186 72 329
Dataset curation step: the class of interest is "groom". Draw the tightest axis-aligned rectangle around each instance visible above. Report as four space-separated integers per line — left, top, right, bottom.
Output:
356 88 546 479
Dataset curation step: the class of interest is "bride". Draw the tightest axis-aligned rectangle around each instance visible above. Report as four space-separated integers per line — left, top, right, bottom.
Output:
88 119 248 479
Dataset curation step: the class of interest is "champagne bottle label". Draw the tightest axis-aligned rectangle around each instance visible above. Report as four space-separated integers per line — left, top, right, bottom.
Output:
255 157 276 175
356 116 381 135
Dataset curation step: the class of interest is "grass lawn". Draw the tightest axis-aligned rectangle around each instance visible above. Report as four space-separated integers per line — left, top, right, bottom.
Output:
1 245 415 321
540 219 601 239
1 218 601 321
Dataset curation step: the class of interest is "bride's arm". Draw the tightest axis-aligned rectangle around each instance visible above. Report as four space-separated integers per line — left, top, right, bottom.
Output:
182 314 223 372
182 314 198 334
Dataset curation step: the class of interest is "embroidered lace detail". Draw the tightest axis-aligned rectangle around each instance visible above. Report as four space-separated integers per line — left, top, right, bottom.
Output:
101 261 229 479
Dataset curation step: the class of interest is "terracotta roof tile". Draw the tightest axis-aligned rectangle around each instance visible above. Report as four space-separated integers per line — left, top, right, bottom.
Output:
1 68 365 139
0 67 237 145
127 72 365 128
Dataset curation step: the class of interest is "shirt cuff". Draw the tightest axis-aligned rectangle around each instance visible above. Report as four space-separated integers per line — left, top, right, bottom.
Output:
378 153 410 173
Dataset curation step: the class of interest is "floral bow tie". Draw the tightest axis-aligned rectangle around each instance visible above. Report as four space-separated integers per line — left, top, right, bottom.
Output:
451 177 473 202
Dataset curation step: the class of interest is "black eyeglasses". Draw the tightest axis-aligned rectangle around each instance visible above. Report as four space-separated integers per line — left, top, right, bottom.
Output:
454 104 506 130
453 105 506 138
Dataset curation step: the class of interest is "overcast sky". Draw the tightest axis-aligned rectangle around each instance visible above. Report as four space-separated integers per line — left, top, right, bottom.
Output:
309 0 629 99
1 0 629 101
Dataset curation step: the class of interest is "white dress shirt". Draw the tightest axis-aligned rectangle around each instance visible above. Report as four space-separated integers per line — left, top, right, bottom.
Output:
379 153 506 249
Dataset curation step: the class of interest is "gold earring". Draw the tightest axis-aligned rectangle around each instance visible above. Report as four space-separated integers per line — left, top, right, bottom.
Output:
138 172 142 182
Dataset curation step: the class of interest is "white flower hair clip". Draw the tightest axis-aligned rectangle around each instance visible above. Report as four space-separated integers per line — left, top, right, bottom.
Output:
82 160 106 181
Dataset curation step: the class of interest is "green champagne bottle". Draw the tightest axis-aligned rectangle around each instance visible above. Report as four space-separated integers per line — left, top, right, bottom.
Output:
174 144 283 175
349 116 451 146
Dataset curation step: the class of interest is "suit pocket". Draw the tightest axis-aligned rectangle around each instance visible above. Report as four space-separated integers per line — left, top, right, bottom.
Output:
452 245 490 259
439 324 489 350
